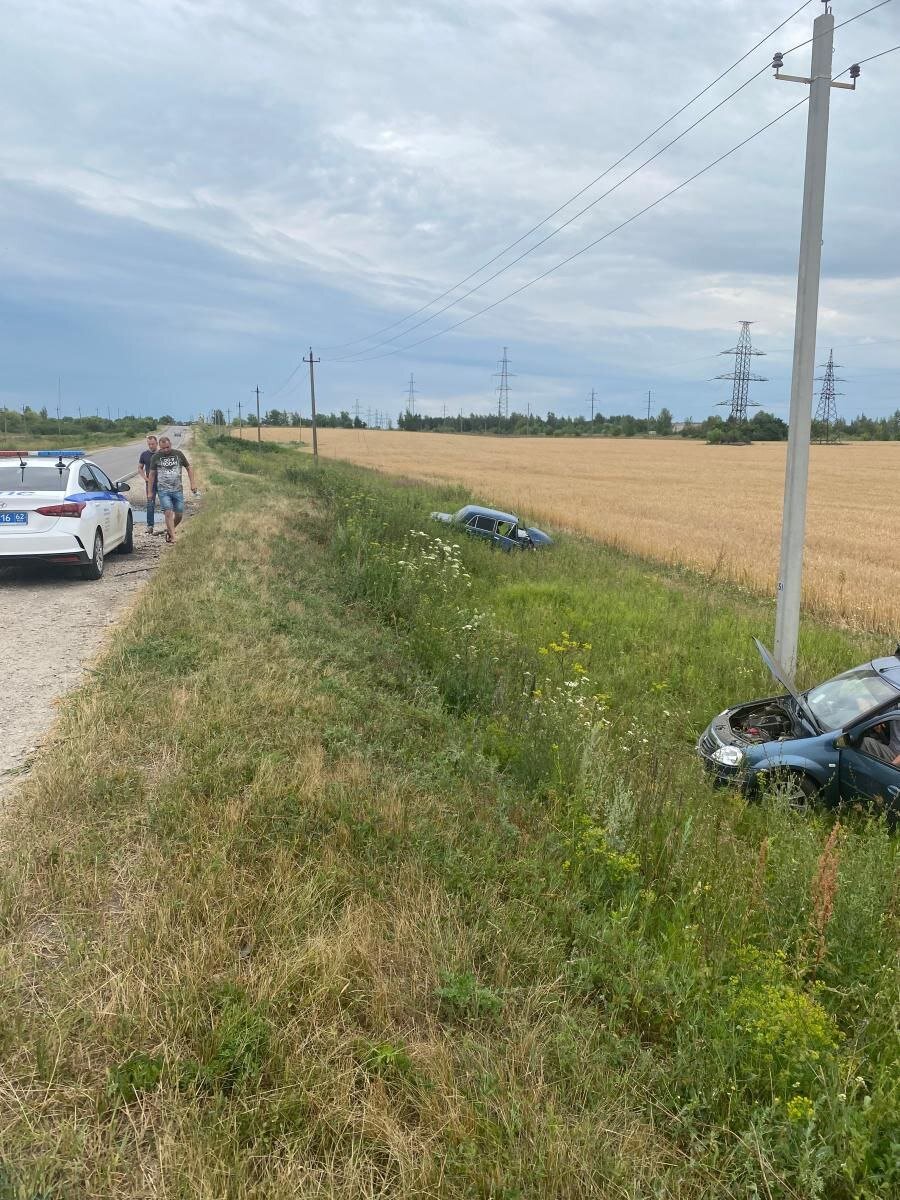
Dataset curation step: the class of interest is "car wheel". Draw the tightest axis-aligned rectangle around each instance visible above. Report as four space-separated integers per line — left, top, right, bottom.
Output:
80 529 104 580
762 769 819 812
117 513 134 555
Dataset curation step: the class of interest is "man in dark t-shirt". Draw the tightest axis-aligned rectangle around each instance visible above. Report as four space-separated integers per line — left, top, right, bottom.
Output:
148 434 197 545
137 434 159 533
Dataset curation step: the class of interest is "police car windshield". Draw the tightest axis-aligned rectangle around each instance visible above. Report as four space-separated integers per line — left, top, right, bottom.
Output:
0 461 68 491
805 668 898 731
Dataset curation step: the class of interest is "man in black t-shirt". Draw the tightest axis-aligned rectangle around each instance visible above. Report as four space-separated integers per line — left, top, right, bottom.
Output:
137 434 159 533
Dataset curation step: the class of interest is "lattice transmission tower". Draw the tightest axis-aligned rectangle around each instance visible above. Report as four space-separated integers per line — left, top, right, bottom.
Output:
716 321 767 421
494 347 514 420
405 373 417 415
814 349 843 444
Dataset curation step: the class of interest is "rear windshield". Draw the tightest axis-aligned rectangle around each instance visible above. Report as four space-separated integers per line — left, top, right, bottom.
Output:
0 461 69 492
805 668 898 730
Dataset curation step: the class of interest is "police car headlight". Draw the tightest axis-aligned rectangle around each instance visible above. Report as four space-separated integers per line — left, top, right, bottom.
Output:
711 745 744 768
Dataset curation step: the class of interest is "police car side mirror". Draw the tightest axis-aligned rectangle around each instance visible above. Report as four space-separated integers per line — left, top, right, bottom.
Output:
115 481 131 493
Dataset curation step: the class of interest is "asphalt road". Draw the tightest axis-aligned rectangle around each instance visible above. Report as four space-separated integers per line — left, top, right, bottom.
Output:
91 425 186 486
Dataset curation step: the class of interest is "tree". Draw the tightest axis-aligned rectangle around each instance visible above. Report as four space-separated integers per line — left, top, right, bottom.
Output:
655 406 674 436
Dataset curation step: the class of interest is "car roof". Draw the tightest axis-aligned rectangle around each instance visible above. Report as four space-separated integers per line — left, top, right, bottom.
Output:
457 504 520 525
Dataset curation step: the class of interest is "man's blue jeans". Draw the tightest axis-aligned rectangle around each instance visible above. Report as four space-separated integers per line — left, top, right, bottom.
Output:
146 486 157 530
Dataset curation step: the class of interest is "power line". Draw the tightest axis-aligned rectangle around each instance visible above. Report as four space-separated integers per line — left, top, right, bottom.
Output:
323 0 818 355
332 0 893 364
344 95 811 362
266 358 305 401
334 62 774 361
337 31 897 366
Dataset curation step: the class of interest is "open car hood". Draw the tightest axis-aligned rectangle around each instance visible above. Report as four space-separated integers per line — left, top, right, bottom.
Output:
753 638 821 733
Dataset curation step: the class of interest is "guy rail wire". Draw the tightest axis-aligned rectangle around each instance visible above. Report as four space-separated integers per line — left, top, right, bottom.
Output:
322 0 818 354
332 0 895 363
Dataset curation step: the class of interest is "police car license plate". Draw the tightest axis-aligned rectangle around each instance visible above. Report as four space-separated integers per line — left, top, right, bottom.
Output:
0 512 27 524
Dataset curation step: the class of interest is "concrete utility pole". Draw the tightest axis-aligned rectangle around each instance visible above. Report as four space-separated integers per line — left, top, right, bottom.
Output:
255 386 262 444
772 5 858 680
646 390 652 430
238 399 243 438
304 348 320 460
586 388 597 422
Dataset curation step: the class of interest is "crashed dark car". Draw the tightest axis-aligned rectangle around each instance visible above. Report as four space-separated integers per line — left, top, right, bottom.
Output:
697 639 900 812
430 504 552 551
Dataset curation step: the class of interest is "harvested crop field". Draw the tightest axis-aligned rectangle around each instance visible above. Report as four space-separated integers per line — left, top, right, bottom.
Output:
245 428 897 635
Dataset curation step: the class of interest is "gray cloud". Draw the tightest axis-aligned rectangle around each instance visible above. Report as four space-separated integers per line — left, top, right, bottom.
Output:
1 0 897 419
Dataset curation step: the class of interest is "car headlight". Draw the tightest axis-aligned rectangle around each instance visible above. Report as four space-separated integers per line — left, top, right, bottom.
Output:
711 745 744 768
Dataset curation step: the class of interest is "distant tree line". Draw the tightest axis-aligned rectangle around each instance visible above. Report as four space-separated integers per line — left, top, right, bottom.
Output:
173 402 900 444
0 407 163 440
230 409 371 430
389 406 900 442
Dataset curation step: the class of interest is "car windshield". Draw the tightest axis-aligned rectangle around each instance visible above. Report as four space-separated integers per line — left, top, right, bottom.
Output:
804 667 898 730
0 462 68 491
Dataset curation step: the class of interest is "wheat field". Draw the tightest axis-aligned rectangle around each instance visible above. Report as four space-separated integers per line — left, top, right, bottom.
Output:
234 427 897 635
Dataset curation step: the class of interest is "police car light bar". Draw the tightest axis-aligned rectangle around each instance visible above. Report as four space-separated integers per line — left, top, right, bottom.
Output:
0 449 85 458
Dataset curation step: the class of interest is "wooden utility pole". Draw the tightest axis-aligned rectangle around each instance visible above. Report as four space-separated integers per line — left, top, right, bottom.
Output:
237 399 243 438
304 348 320 460
255 386 262 444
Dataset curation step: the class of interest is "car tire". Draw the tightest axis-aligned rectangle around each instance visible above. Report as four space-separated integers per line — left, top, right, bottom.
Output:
80 529 104 580
117 513 134 555
762 769 819 812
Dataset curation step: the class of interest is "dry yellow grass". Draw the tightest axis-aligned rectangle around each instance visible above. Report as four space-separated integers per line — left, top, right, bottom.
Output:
256 428 896 636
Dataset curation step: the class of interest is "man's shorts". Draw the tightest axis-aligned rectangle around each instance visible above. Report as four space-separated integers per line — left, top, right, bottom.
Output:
158 489 185 514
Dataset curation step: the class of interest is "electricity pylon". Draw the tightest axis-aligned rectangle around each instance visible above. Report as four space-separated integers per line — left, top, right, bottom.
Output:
716 321 766 421
813 349 843 444
494 347 514 420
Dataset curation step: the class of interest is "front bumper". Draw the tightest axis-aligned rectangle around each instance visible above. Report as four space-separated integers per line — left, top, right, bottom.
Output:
696 721 755 793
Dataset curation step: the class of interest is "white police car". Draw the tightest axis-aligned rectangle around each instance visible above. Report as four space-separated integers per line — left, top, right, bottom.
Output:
0 450 133 580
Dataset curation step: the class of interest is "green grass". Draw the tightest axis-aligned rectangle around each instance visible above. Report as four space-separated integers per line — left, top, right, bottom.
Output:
0 435 895 1198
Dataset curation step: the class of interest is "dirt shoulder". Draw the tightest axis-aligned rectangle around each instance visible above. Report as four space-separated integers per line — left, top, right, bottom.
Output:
1 505 201 805
0 536 163 802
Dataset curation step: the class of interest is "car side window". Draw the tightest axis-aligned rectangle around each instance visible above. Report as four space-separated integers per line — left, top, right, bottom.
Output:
857 717 900 769
464 513 479 527
92 466 115 492
474 515 496 533
496 521 513 537
78 465 101 492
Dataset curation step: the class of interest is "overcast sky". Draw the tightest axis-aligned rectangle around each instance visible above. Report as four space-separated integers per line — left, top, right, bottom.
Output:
2 0 898 422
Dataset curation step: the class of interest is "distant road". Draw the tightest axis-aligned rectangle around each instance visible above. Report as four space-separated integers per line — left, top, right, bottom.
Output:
91 425 186 486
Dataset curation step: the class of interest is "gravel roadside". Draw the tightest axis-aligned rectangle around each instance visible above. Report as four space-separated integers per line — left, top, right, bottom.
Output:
0 531 166 802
